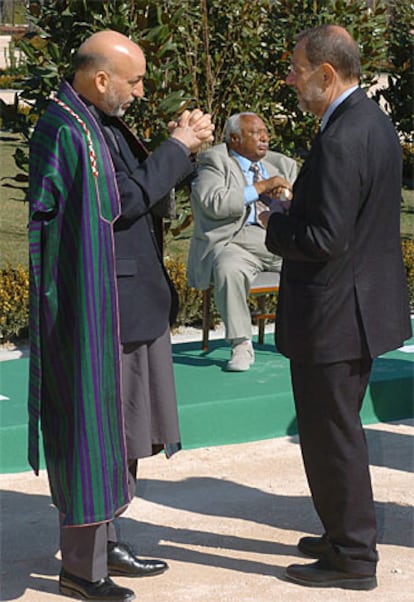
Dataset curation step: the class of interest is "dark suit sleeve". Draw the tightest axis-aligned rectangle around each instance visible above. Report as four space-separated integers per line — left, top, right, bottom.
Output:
114 138 193 223
266 135 362 262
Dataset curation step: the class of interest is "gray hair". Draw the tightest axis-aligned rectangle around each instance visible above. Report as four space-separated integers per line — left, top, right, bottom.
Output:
224 112 257 143
297 24 361 82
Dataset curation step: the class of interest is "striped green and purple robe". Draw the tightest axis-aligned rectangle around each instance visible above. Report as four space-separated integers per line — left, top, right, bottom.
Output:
28 80 130 526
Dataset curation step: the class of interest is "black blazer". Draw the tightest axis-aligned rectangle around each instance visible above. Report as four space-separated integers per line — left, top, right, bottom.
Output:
102 118 194 344
266 88 412 363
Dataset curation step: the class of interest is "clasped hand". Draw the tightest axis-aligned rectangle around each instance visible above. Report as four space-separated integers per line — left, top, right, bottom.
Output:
169 109 215 153
255 176 293 227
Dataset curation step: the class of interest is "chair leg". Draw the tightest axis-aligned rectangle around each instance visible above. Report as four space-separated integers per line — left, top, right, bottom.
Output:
202 288 211 351
257 295 266 344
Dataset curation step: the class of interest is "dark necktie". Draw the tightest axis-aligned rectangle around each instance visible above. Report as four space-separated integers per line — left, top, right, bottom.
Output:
249 162 264 226
250 162 262 184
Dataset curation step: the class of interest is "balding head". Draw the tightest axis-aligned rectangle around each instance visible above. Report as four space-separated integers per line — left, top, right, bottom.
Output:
72 30 146 116
74 30 144 77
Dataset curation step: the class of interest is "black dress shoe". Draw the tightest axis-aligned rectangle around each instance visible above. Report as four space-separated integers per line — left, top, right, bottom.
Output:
297 534 330 558
59 568 135 601
286 559 377 590
107 542 168 577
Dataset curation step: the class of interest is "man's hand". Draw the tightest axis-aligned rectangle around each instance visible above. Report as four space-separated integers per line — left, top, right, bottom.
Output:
254 175 293 200
257 192 292 228
169 109 214 153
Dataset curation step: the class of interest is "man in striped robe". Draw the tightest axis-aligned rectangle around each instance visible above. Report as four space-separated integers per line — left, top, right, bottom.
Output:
28 30 214 601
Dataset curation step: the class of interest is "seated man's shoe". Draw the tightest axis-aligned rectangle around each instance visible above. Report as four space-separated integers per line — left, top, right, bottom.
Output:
226 340 254 372
59 568 135 601
285 559 377 590
107 542 168 577
298 534 330 558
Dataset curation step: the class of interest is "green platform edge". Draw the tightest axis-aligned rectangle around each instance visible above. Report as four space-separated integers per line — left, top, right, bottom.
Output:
1 325 413 474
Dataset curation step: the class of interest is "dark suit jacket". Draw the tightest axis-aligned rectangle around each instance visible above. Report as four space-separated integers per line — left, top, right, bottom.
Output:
100 116 194 344
265 88 412 363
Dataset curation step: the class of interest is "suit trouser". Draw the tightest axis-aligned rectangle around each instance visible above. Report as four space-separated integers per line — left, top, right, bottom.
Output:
212 224 282 343
60 460 138 581
290 358 378 576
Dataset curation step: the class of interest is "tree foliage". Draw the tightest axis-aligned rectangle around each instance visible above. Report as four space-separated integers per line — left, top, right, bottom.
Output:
261 0 389 155
373 0 413 141
12 0 391 151
3 0 409 204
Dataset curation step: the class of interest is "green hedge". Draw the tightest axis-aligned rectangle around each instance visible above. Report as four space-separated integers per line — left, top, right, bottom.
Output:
2 240 414 345
0 264 29 343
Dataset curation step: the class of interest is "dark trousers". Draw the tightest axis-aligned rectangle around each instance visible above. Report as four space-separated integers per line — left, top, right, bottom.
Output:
290 358 378 576
60 460 138 581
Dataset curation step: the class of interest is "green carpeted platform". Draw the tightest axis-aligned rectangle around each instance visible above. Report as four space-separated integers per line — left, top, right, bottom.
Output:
1 328 413 474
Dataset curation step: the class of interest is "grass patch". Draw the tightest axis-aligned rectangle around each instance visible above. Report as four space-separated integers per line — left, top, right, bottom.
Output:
0 134 28 267
401 188 414 239
1 136 413 270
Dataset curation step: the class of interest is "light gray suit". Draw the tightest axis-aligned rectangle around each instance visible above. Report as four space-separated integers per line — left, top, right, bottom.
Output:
187 142 297 342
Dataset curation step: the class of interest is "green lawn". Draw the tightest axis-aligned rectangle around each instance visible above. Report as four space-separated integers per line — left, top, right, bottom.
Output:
0 134 28 267
1 135 413 269
401 188 414 239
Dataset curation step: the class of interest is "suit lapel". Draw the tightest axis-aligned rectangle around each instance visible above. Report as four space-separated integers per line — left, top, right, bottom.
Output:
229 154 249 187
109 121 140 172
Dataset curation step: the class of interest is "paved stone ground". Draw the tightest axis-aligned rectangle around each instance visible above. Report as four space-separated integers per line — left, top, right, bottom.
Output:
1 419 413 602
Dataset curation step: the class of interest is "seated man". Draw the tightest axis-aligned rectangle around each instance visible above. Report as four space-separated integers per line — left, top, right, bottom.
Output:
187 112 297 371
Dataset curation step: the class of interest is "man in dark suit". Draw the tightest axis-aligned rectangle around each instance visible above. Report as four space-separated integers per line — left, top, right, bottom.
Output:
261 24 412 590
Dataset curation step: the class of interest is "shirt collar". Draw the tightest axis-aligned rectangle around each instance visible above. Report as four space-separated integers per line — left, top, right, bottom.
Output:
79 95 112 126
229 149 261 172
320 85 359 131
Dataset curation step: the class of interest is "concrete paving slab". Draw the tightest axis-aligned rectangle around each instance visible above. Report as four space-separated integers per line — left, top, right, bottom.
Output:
1 419 413 601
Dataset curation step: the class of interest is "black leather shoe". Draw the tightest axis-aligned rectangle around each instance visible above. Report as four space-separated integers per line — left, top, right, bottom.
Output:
59 568 135 600
107 542 168 577
297 534 330 558
286 559 377 590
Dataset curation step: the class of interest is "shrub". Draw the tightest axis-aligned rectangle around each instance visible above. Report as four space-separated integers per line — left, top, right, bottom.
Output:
1 240 412 345
0 263 29 343
164 255 207 328
375 0 413 143
0 74 19 88
401 141 414 189
0 257 205 344
401 238 414 311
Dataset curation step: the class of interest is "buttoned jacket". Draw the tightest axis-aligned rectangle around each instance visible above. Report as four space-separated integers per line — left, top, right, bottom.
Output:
100 117 193 343
187 143 297 290
265 88 412 362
